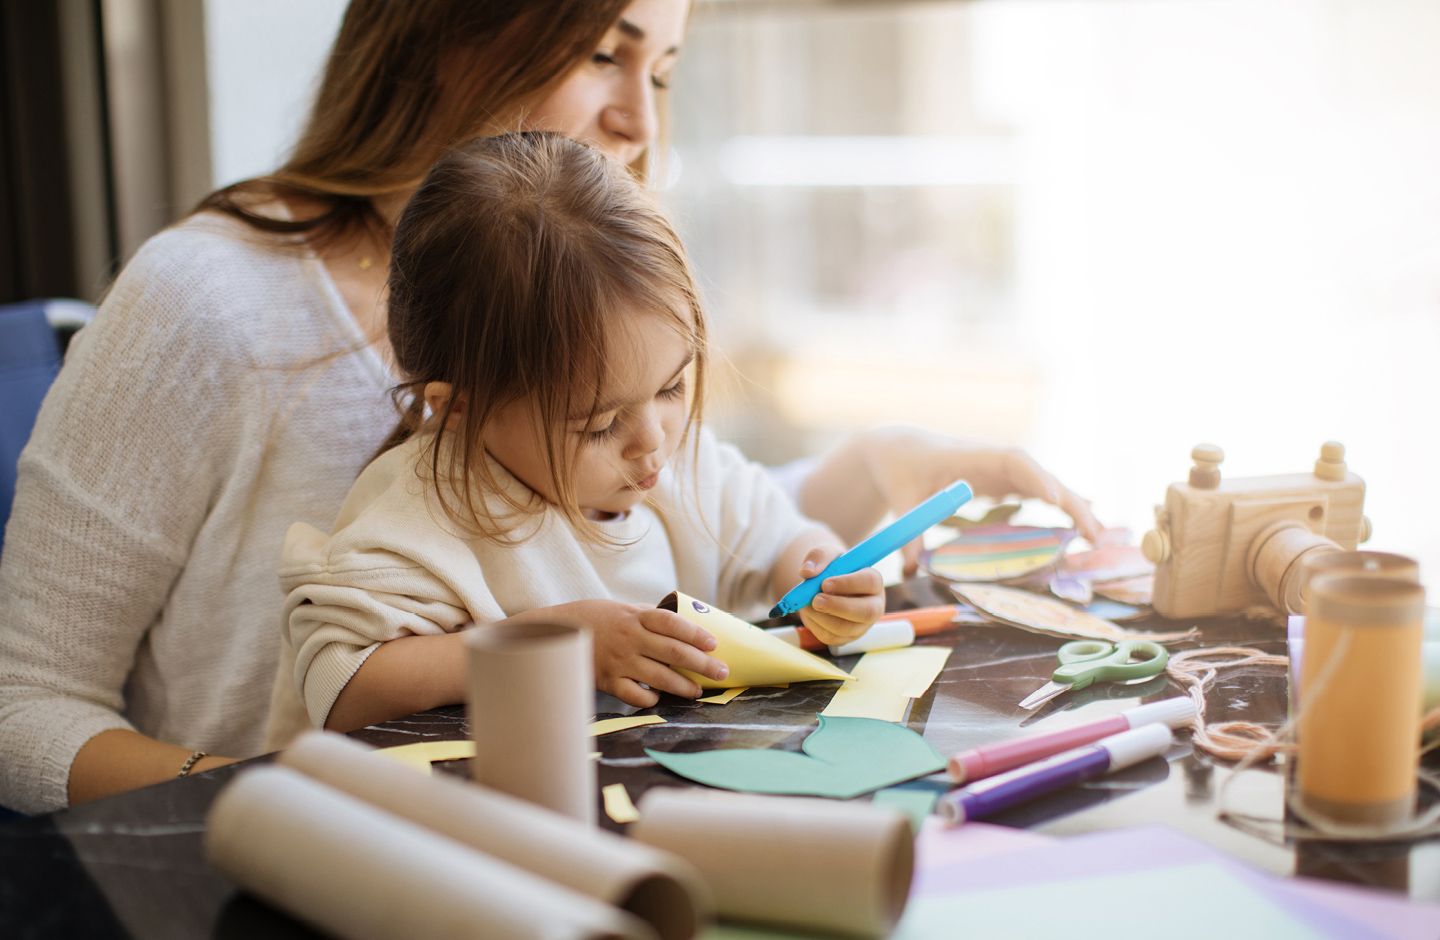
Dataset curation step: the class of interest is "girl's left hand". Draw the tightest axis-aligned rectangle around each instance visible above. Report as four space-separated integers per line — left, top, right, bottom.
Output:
796 549 884 646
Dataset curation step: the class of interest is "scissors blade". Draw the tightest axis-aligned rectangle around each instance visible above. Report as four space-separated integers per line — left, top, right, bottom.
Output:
1019 680 1072 710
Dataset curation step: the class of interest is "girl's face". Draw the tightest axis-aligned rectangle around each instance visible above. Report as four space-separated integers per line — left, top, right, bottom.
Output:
485 307 694 520
523 0 688 167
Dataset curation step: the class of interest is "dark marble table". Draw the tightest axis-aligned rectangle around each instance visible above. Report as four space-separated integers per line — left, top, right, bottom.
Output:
3 578 1436 939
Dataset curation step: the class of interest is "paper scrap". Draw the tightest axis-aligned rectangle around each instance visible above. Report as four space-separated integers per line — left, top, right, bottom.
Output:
951 584 1193 644
921 525 1071 583
601 783 640 824
871 784 942 834
698 686 749 705
589 715 666 736
894 863 1323 940
374 739 475 773
821 647 951 723
648 715 945 799
661 591 852 688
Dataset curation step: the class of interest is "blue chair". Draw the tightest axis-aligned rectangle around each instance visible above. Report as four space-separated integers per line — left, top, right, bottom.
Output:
0 299 93 824
0 300 92 556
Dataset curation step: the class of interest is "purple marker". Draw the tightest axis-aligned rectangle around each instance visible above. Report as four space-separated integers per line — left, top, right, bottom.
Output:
937 723 1172 826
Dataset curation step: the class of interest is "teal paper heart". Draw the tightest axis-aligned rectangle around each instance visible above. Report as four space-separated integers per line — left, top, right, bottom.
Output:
646 715 946 799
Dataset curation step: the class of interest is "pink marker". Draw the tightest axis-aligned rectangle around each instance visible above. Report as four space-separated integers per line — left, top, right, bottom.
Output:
947 697 1196 784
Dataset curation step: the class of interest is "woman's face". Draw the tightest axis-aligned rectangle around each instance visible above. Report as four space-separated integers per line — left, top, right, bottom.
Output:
524 0 689 167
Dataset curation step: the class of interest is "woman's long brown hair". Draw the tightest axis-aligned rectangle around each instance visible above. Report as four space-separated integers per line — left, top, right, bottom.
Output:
197 0 634 250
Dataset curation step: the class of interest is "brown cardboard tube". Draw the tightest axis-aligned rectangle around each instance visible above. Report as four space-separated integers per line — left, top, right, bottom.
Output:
204 766 654 940
466 621 595 823
630 788 913 939
278 732 711 940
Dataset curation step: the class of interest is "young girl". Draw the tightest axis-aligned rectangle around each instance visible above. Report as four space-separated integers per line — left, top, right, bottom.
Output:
266 132 885 741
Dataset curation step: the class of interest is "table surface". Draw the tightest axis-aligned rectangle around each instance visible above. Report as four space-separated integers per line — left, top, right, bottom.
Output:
3 578 1437 939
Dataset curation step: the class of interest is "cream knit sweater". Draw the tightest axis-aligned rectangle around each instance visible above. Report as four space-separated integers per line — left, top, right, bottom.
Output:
0 214 396 813
268 428 818 741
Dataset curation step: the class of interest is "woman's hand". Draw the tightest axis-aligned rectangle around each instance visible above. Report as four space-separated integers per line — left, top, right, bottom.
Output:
799 424 1103 576
573 600 730 707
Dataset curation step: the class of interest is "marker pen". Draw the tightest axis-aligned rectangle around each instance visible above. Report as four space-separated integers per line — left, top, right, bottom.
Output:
765 605 969 654
947 697 1194 784
769 480 973 618
937 723 1173 826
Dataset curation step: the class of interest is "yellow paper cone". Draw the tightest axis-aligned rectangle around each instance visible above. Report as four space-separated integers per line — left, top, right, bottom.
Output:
660 591 853 688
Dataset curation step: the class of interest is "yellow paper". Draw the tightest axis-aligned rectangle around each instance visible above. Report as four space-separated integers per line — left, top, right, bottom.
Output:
661 591 853 689
375 739 475 774
697 687 749 705
602 783 641 824
589 715 666 736
821 647 952 722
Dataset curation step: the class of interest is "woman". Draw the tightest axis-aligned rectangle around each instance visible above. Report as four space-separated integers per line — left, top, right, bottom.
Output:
0 0 1099 814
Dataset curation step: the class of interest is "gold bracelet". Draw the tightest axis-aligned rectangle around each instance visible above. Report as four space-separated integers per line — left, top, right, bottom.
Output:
177 750 209 778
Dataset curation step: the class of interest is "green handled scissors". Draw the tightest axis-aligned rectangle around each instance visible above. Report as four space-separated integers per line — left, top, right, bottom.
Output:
1018 639 1169 710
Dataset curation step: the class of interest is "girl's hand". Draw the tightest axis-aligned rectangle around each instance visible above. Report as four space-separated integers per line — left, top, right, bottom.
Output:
795 549 885 647
573 600 730 708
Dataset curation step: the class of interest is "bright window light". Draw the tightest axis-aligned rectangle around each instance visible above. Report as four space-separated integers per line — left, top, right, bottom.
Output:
717 136 1021 187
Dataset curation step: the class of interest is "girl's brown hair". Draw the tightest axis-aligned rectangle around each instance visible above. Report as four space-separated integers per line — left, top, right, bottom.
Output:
197 0 640 250
384 131 706 539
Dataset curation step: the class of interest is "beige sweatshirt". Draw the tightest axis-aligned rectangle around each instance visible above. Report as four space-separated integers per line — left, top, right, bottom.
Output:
267 427 820 742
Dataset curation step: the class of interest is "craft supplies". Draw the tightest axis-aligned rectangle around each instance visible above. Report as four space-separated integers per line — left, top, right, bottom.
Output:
466 622 595 823
1017 639 1168 710
947 697 1196 784
647 715 946 799
591 715 667 735
920 525 1070 583
661 591 851 688
1298 575 1424 828
765 604 985 654
632 788 914 940
376 739 475 773
950 583 1195 644
1296 551 1418 613
205 766 652 940
937 724 1172 826
820 646 952 722
278 733 709 940
770 479 973 617
1165 647 1291 761
602 784 641 824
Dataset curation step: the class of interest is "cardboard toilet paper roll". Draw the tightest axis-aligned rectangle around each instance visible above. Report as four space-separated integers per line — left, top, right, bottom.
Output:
279 733 710 940
466 621 595 823
630 788 913 939
204 766 653 940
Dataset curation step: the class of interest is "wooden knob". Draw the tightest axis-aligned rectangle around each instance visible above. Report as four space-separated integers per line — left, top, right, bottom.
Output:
1359 515 1372 543
1141 528 1170 564
1314 440 1346 482
1188 443 1223 489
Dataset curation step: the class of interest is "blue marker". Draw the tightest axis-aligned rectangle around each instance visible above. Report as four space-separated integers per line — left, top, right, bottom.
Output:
769 479 973 618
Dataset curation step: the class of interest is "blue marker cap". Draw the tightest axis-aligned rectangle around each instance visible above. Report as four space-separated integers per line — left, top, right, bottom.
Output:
769 479 973 619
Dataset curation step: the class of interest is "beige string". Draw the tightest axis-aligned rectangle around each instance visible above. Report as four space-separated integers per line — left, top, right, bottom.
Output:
1165 646 1291 761
1198 630 1440 842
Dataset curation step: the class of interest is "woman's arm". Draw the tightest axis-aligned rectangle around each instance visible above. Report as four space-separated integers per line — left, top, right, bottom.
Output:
68 731 238 804
798 424 1103 572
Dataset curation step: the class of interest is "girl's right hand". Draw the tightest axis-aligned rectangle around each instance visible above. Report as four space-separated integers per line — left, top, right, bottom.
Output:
548 600 730 707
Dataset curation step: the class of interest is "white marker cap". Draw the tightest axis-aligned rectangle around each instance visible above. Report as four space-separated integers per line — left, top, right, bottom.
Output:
829 619 916 657
1121 697 1197 731
1098 723 1172 772
764 626 802 648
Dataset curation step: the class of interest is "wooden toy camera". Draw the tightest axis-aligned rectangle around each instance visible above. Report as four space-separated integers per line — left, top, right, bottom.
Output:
1141 442 1371 620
